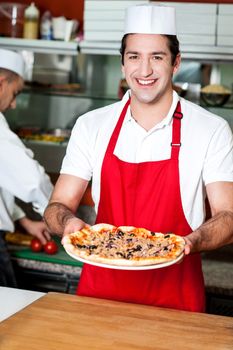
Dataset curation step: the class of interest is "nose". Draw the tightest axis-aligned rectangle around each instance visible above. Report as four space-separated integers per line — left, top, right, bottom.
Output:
139 58 153 77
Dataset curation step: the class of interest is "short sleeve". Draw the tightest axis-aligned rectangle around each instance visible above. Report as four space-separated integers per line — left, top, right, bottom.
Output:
61 116 93 181
203 121 233 185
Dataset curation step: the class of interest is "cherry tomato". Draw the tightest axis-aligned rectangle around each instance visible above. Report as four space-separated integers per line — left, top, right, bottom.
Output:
30 238 43 252
43 240 58 255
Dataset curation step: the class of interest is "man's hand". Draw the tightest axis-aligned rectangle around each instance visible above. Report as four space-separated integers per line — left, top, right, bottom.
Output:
19 217 50 245
183 229 204 255
63 217 89 236
183 235 196 255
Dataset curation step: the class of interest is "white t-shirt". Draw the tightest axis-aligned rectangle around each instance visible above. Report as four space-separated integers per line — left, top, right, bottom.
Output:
0 113 53 231
61 91 233 230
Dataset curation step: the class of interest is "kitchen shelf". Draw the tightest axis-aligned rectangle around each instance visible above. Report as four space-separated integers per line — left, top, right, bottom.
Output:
80 40 233 62
2 37 233 62
80 41 121 55
0 37 79 55
21 86 118 101
180 45 233 62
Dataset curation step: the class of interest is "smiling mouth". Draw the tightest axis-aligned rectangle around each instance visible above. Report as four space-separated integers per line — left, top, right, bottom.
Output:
136 79 157 86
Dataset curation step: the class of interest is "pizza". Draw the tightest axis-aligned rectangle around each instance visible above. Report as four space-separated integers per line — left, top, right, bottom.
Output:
62 223 185 267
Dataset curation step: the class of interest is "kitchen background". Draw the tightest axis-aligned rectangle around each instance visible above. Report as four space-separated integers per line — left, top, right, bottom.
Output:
1 0 233 316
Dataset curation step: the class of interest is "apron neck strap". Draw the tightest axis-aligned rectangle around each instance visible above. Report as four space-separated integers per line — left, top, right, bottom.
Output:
171 101 183 160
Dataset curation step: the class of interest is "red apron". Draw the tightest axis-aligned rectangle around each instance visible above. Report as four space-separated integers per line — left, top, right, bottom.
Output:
77 99 205 312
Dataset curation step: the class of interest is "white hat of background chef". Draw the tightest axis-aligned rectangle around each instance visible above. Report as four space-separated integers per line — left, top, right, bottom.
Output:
0 49 25 78
124 4 176 35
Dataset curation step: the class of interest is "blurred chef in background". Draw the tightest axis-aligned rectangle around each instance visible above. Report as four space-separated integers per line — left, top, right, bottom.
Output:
0 48 53 287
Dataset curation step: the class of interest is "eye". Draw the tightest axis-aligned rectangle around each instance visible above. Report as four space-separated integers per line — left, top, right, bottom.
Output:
128 55 139 60
152 55 163 61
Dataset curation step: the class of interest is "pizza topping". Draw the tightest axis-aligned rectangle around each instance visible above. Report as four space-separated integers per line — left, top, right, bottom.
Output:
69 227 183 261
62 224 185 267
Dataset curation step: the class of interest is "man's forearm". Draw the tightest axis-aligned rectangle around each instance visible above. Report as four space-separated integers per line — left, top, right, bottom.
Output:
43 202 75 236
187 210 233 253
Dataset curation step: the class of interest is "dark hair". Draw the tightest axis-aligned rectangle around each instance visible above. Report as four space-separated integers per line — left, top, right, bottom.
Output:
120 34 180 65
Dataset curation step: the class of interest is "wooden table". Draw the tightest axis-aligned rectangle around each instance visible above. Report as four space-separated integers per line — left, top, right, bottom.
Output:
1 292 233 350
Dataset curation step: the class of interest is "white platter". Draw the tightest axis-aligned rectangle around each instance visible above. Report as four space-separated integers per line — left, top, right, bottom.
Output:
64 249 184 271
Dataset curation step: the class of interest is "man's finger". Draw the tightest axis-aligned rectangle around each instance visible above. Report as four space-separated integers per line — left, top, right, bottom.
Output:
43 230 51 241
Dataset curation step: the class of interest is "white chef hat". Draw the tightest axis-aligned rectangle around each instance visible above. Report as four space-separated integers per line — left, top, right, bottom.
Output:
124 3 176 35
0 49 25 78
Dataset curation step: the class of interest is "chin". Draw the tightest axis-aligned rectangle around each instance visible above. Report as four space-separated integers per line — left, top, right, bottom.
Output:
130 87 158 103
135 94 158 104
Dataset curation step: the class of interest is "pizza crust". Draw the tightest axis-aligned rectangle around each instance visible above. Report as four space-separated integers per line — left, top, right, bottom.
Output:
91 223 116 232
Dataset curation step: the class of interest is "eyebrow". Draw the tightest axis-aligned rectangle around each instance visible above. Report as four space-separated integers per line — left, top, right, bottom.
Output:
125 51 167 56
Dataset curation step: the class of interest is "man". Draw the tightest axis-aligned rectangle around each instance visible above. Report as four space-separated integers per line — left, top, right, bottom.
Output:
44 4 233 312
0 48 53 287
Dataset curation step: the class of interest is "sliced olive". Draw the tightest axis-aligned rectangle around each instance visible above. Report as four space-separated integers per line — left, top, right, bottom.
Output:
117 230 125 237
76 244 87 249
89 245 97 250
116 252 125 257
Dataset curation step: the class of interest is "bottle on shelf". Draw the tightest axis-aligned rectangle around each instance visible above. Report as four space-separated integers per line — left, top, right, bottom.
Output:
40 11 53 40
23 3 40 39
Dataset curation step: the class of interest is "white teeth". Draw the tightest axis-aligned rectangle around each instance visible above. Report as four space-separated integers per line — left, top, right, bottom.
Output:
138 79 155 85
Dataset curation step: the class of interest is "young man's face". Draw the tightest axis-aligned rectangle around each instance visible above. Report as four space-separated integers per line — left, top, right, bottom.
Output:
0 75 24 113
122 34 180 105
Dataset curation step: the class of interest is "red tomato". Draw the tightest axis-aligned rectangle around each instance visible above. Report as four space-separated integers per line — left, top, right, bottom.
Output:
43 240 58 255
30 238 43 252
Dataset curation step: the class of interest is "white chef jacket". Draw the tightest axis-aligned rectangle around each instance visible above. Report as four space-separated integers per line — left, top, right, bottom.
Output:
0 112 53 232
61 91 233 231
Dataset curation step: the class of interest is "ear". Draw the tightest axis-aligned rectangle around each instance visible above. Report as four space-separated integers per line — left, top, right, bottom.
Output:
121 65 125 79
173 54 181 75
